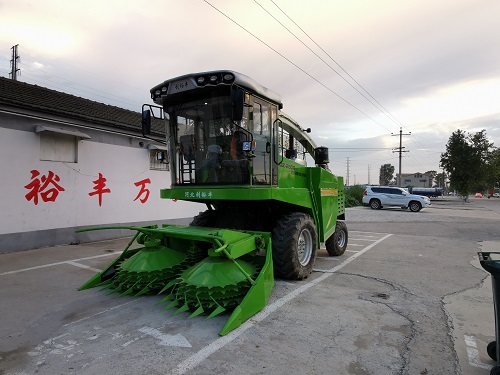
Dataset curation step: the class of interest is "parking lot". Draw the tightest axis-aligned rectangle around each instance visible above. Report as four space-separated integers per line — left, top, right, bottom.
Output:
2 197 500 374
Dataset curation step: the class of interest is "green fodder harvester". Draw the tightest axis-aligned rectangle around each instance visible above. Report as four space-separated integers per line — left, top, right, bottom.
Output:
79 70 348 335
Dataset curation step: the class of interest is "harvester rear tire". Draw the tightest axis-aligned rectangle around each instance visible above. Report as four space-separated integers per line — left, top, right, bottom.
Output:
272 212 317 280
325 221 348 256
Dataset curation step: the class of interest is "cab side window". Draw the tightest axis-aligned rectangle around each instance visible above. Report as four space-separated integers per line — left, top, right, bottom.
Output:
251 98 272 185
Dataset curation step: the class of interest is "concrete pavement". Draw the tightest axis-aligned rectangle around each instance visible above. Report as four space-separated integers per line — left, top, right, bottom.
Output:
2 197 500 374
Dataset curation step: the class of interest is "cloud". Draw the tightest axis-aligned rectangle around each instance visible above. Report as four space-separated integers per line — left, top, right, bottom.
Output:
1 0 499 185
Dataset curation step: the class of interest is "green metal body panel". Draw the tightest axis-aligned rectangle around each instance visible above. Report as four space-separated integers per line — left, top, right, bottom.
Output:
309 167 345 241
159 162 344 243
277 159 309 188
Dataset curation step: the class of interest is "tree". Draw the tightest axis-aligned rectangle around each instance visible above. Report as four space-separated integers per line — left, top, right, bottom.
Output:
379 164 395 186
484 148 500 192
440 129 495 196
424 170 437 187
435 172 447 188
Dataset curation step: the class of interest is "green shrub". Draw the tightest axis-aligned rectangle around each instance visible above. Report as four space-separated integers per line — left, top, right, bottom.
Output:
344 185 365 207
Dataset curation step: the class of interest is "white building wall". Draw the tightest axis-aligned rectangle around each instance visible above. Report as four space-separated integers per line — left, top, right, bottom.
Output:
0 125 203 251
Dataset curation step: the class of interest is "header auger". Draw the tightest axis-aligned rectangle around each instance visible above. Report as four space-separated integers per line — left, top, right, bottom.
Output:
79 70 348 335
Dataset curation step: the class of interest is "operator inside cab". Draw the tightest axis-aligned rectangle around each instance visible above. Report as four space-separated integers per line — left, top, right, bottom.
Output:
230 130 247 160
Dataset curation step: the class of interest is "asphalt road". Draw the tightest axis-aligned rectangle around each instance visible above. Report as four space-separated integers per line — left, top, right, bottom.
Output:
1 196 500 375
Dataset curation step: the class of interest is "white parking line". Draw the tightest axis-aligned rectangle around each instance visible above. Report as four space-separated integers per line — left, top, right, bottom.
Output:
0 252 120 276
350 231 389 235
464 335 493 370
63 299 140 327
169 233 393 375
66 261 102 273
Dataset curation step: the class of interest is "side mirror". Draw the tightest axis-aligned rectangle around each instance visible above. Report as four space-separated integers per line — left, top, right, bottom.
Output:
231 88 244 122
142 110 151 136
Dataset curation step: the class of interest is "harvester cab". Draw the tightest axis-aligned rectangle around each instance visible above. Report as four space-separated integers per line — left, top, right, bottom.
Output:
79 70 348 336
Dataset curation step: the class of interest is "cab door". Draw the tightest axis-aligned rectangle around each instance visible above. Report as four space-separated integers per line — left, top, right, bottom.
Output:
251 98 272 185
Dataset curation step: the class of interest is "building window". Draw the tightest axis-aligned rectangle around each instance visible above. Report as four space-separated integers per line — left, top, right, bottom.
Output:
36 125 90 163
148 146 169 171
39 132 78 163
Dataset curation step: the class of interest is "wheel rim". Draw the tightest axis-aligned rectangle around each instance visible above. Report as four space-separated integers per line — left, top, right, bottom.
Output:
297 228 313 266
371 200 379 209
337 230 347 248
410 203 420 211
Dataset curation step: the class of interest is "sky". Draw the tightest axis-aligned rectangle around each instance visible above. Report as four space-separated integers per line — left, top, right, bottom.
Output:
1 0 499 185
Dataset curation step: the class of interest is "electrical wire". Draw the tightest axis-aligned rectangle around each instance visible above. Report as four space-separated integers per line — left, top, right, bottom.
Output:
203 0 437 176
0 39 143 110
203 0 392 133
264 0 431 167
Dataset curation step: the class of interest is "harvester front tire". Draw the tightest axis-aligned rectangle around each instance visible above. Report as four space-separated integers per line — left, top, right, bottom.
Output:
190 210 218 227
325 221 348 256
272 213 317 280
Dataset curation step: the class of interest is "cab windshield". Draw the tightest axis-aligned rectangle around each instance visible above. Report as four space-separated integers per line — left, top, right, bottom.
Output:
168 95 252 185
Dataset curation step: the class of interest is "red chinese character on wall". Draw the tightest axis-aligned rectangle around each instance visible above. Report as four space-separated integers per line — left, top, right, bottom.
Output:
24 170 65 205
88 173 111 206
133 178 151 204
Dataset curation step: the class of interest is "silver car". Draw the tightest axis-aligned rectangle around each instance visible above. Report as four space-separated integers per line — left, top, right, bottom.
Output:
362 186 431 212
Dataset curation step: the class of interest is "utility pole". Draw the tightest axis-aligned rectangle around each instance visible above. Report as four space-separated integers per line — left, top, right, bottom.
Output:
368 164 371 185
9 44 20 80
391 127 411 187
346 157 350 187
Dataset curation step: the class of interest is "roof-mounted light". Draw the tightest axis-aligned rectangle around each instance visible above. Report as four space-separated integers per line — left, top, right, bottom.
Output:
210 75 218 83
155 89 161 96
161 86 167 93
197 76 205 84
223 73 234 82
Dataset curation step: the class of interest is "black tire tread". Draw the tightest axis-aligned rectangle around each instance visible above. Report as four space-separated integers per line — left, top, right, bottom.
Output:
325 221 348 256
409 201 422 212
190 210 218 227
370 199 381 210
272 212 317 280
488 340 497 361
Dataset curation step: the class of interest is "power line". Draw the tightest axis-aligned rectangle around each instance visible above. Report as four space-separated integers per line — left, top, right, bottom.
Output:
0 40 144 110
18 62 139 108
261 1 433 168
331 148 390 150
264 0 399 131
203 0 392 132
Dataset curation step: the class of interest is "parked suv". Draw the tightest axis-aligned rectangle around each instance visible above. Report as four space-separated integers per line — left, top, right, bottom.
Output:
362 186 431 212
